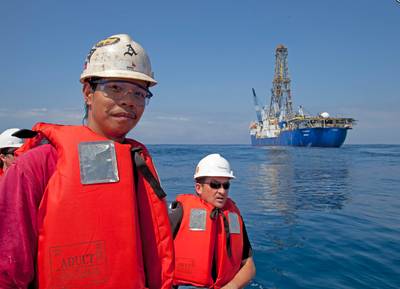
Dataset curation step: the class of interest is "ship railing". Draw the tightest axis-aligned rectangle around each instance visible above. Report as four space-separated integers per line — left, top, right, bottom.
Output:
287 117 355 129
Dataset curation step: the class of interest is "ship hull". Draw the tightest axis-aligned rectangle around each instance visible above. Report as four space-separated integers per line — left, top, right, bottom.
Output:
251 127 349 147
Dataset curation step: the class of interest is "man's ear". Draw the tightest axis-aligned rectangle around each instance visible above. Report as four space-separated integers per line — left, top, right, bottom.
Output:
82 82 94 105
195 183 203 195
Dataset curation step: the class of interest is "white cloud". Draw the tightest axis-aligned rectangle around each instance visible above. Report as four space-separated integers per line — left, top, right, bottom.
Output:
134 112 250 144
0 107 83 130
155 115 190 122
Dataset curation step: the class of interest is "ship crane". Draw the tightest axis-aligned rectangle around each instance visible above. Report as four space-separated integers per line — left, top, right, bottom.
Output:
252 88 263 123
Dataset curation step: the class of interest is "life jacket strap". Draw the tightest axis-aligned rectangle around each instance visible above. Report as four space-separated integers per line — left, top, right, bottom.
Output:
210 208 232 257
11 129 38 138
131 146 167 199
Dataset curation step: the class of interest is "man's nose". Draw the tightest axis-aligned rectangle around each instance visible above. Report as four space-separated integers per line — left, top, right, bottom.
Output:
119 92 136 108
217 187 228 195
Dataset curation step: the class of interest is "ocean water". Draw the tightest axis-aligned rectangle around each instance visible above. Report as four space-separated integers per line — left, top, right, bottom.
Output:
148 144 400 289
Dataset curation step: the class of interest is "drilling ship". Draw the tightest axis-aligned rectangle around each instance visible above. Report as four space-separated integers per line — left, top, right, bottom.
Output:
250 45 355 147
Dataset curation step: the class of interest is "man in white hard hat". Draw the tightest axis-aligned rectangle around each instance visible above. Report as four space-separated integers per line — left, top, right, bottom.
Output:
0 128 24 176
170 153 256 289
0 34 173 289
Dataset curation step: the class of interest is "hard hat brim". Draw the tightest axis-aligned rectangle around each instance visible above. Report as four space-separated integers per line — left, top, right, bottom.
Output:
0 143 23 149
194 173 236 179
80 70 157 87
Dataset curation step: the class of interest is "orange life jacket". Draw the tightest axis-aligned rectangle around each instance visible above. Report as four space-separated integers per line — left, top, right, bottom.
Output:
28 123 173 289
173 194 244 289
14 123 45 157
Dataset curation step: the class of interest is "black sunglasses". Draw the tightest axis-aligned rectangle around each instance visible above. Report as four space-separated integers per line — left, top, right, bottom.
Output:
203 180 230 190
0 147 17 155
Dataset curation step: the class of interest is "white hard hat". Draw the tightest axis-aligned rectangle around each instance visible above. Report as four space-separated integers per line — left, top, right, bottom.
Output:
194 153 235 179
80 34 157 86
0 128 24 149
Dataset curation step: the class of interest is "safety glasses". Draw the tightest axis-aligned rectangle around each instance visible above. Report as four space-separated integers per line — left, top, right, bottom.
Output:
92 79 153 107
202 180 230 190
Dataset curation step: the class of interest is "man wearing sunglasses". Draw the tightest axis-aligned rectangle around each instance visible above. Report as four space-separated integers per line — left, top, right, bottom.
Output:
0 128 24 177
170 154 256 289
0 34 173 289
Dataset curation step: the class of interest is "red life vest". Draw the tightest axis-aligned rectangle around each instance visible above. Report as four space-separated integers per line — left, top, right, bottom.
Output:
173 194 244 289
14 122 45 157
28 123 173 289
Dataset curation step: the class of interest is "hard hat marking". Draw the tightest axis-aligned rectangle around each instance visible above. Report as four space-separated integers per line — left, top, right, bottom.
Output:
95 36 120 47
83 36 121 68
85 48 97 65
124 44 138 56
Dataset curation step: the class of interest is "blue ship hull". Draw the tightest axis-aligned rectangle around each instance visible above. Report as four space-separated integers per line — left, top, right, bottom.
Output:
251 127 349 147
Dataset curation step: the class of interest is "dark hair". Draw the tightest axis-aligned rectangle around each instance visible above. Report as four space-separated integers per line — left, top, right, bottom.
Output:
0 147 17 155
195 177 207 184
88 77 101 91
82 77 101 123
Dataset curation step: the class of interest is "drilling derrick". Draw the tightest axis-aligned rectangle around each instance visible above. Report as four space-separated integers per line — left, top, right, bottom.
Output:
269 44 293 119
250 44 355 147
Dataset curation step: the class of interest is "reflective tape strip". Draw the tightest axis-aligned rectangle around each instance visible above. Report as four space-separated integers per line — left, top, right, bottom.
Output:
79 141 119 184
228 212 241 234
189 209 207 231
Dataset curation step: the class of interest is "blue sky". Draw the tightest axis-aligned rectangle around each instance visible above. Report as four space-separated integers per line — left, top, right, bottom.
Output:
1 0 399 144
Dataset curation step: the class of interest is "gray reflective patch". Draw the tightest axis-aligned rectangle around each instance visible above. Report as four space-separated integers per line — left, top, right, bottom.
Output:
78 141 119 184
189 209 206 231
228 212 241 234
